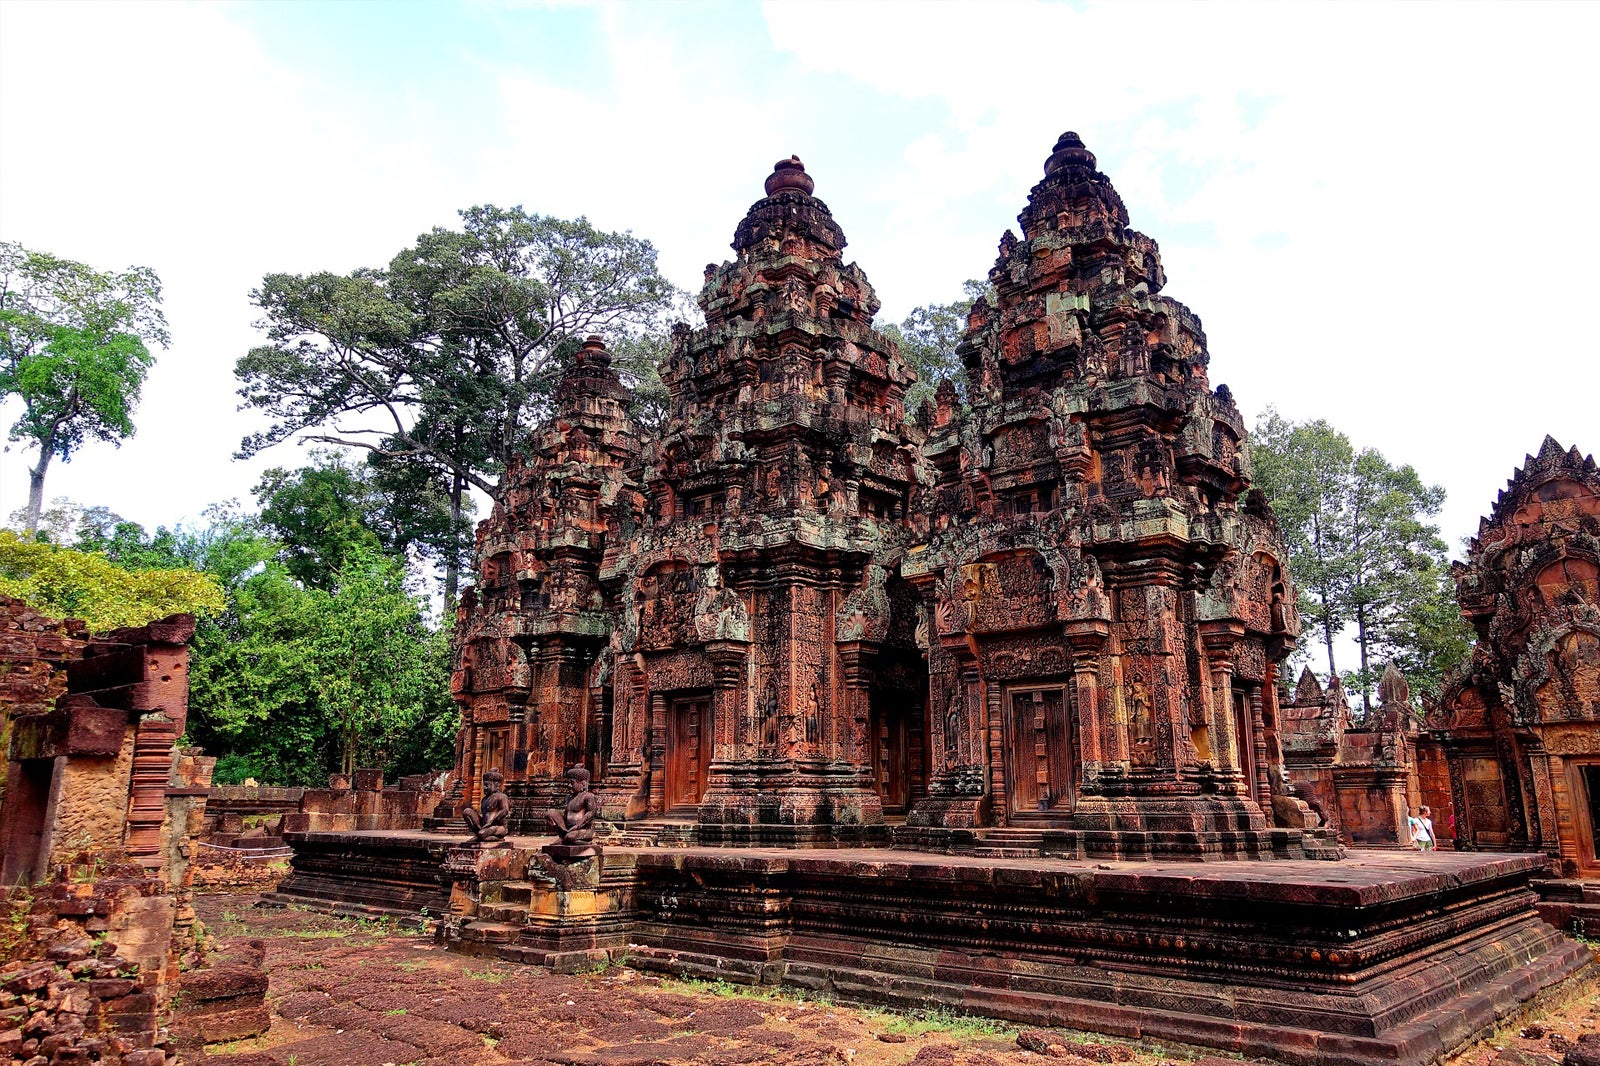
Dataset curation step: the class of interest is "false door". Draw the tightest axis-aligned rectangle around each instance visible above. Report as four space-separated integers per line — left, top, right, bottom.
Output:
1005 685 1074 817
665 695 712 813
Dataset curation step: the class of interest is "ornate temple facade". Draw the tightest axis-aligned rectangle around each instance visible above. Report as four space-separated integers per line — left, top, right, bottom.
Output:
1429 437 1600 878
449 135 1331 856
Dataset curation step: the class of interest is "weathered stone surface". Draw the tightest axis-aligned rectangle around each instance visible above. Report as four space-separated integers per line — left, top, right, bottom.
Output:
431 136 1336 858
1428 438 1600 882
1280 665 1425 846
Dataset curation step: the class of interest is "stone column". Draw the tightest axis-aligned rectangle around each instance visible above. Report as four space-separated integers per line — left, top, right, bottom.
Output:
1249 685 1272 811
837 641 878 772
647 692 667 817
1197 621 1244 784
985 672 1007 826
706 640 750 759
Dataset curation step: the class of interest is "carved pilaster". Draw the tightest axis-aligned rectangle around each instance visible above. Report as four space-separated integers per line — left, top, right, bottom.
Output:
1249 685 1271 811
1065 621 1110 784
1198 621 1245 784
837 641 878 769
647 692 667 817
984 673 1005 826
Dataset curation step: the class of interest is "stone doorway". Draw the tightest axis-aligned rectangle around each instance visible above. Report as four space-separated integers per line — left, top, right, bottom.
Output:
665 694 712 814
1003 685 1074 818
869 694 926 815
1 758 53 885
1568 760 1600 876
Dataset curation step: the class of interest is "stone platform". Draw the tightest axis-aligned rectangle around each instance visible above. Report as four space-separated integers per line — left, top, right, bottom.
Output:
273 832 1594 1065
267 829 456 916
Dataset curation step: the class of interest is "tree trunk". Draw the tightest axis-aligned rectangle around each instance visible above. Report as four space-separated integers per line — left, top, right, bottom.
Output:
24 440 54 535
444 467 464 607
1356 602 1371 714
1320 595 1338 681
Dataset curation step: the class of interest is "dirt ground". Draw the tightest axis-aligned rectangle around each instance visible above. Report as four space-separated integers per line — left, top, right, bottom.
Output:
187 894 1597 1066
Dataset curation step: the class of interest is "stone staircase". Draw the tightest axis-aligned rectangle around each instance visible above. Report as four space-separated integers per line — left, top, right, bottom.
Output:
970 827 1045 859
600 818 698 848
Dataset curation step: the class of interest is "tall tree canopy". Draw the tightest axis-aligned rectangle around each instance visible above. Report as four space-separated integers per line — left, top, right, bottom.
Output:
882 279 989 416
1250 409 1470 710
236 207 678 599
0 242 168 533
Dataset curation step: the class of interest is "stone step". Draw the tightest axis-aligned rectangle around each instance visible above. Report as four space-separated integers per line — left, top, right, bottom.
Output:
478 903 529 923
970 846 1042 859
497 880 536 904
457 920 521 944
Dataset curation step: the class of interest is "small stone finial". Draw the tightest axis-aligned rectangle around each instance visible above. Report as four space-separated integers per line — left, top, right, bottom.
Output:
1044 131 1097 176
765 155 816 197
1377 663 1411 708
576 334 612 367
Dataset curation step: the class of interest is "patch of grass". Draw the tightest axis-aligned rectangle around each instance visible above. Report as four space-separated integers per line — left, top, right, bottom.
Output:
277 929 350 940
464 966 509 984
871 1004 1018 1040
385 1007 408 1016
395 959 430 972
661 975 830 1008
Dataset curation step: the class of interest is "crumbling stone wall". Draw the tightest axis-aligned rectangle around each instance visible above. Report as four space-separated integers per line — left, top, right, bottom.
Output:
1279 664 1422 846
0 600 268 1063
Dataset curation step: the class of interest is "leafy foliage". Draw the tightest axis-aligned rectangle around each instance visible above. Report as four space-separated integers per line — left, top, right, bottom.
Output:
0 242 168 532
1250 409 1472 708
235 206 679 602
881 279 990 416
187 544 455 782
0 531 224 631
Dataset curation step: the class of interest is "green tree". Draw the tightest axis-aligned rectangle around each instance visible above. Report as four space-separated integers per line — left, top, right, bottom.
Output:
882 279 990 416
235 207 678 600
1250 409 1470 710
185 537 454 785
0 243 168 533
0 530 224 631
1249 411 1354 680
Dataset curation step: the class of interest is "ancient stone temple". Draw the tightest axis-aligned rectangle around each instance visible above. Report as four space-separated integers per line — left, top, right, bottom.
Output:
597 155 926 839
1430 437 1600 878
902 132 1320 857
276 137 1594 1066
443 138 1328 856
449 334 638 830
1279 664 1423 847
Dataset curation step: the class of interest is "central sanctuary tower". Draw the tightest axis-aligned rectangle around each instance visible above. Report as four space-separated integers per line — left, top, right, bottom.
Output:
450 135 1332 858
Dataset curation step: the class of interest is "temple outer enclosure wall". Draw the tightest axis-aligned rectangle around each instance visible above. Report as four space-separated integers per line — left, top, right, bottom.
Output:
1279 665 1425 848
0 598 270 1064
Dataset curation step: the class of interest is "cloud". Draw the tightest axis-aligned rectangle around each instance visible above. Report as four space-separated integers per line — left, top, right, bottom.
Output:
0 0 1594 557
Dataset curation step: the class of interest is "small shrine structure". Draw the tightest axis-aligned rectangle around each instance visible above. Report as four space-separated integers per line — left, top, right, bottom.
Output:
1430 437 1600 881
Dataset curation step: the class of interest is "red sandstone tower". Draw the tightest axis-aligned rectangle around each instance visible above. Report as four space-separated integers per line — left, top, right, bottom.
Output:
451 335 639 828
901 132 1324 856
596 156 927 840
449 135 1334 857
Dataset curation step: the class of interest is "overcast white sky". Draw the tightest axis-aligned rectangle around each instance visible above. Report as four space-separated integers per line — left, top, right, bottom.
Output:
1 0 1596 558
